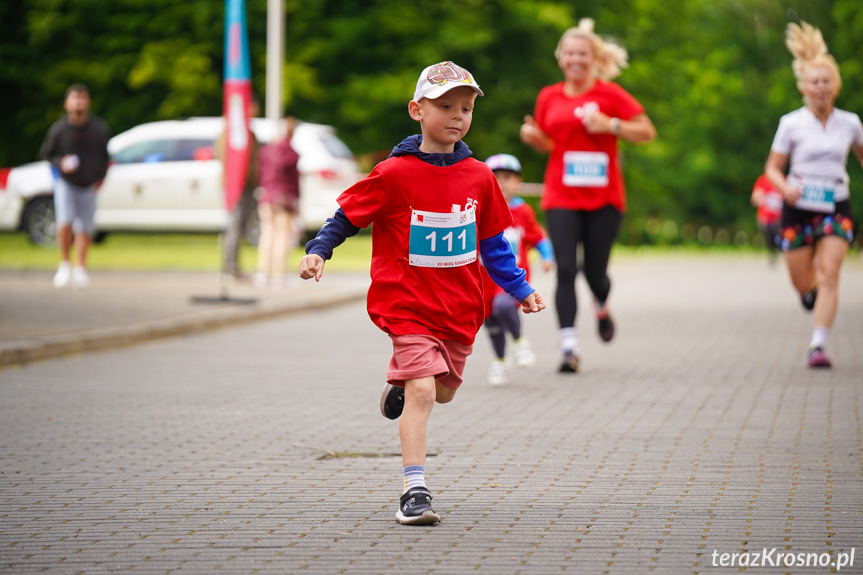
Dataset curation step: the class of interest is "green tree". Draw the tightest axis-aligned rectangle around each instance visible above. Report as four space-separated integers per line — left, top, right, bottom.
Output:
1 0 860 241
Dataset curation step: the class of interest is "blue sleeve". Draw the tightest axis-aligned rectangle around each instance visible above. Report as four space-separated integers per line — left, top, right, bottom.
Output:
536 238 554 262
479 232 535 303
304 208 361 260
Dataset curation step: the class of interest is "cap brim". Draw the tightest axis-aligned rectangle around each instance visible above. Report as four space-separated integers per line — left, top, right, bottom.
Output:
418 83 484 101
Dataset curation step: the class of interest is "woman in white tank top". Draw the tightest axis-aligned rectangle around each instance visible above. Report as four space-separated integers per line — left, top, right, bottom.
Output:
764 21 863 369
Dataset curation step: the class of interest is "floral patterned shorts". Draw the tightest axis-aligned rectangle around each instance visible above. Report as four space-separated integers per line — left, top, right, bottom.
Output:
779 200 855 251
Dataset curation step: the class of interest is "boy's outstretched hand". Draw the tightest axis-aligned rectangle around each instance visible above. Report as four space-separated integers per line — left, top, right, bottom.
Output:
520 291 545 314
298 254 326 281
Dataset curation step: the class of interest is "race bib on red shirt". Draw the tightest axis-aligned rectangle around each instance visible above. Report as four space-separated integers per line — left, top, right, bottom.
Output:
409 208 477 268
563 151 609 187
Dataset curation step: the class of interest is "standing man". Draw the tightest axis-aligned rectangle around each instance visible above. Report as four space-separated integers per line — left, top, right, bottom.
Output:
41 84 111 289
216 98 260 278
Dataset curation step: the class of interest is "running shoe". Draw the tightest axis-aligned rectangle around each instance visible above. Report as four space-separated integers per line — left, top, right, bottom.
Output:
396 487 441 525
807 347 832 369
558 350 581 373
487 360 508 386
71 266 90 289
512 339 536 368
801 288 817 311
379 383 405 420
595 301 615 342
53 261 72 288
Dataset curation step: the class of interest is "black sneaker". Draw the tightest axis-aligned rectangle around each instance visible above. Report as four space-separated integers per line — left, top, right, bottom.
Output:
396 488 441 525
380 383 405 420
558 351 580 373
598 315 615 342
595 301 615 342
801 288 817 311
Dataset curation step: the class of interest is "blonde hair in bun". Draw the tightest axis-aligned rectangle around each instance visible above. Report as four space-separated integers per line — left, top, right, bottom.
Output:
555 18 629 80
785 21 841 91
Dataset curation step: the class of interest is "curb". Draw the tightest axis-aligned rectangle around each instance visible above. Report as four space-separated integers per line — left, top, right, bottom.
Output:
0 285 367 367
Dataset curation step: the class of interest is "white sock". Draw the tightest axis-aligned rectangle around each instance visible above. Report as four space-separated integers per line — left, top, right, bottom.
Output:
403 465 426 493
560 327 577 354
809 326 830 350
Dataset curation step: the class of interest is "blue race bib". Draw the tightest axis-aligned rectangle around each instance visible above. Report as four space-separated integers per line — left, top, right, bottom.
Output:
563 151 609 187
791 174 837 213
409 208 477 268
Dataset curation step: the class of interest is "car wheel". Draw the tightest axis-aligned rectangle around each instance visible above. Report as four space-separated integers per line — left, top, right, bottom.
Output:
22 196 57 246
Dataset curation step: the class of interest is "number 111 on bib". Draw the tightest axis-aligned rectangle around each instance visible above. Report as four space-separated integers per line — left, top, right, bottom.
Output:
408 209 478 268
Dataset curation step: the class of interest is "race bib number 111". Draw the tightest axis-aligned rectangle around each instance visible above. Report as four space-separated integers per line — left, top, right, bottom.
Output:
409 208 477 268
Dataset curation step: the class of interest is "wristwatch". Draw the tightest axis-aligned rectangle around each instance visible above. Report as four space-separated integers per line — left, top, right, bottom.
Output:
609 117 621 135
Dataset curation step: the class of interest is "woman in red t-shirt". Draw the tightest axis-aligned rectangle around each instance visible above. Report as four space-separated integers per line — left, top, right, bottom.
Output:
520 18 656 373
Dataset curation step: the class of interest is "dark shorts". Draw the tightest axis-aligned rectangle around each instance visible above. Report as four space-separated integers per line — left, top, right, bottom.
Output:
779 200 854 251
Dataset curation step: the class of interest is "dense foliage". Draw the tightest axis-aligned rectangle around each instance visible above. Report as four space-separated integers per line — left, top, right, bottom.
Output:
2 0 861 240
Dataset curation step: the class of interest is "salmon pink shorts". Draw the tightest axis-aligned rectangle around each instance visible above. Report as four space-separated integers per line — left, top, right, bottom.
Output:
386 334 473 390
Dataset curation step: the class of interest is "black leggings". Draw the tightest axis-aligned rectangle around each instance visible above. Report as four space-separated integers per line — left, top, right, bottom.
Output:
484 292 522 359
545 207 622 329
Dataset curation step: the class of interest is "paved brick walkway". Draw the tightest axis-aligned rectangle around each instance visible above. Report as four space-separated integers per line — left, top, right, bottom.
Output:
1 254 861 574
0 270 369 365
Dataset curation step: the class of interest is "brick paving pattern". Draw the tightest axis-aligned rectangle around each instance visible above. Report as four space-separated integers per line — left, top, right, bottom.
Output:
1 254 861 574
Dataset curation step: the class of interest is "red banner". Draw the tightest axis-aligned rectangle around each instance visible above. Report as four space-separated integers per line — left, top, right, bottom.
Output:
223 0 252 211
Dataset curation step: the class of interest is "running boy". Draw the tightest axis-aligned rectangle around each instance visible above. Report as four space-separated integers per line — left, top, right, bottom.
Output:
481 154 554 386
298 62 545 525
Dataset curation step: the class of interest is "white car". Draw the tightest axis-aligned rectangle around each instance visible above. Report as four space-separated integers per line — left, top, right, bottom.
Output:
0 117 360 244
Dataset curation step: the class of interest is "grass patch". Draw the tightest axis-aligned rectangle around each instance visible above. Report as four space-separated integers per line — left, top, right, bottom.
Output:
0 231 373 273
7 230 850 272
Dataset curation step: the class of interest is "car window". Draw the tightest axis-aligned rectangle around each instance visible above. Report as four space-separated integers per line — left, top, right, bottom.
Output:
319 134 354 159
112 140 179 164
176 139 216 161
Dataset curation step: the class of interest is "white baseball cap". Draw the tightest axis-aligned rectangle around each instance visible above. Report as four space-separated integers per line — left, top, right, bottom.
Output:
485 153 522 174
413 61 484 102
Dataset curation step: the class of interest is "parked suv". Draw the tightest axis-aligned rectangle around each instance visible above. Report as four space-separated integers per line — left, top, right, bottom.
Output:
0 117 360 244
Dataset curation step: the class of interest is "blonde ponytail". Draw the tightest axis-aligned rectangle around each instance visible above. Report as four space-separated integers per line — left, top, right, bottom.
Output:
555 18 629 81
785 21 841 91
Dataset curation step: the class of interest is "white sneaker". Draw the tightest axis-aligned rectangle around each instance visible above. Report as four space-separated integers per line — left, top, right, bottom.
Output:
487 360 509 386
252 273 269 288
53 261 72 288
71 266 90 289
512 339 536 368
